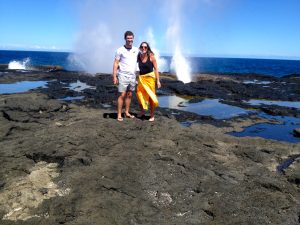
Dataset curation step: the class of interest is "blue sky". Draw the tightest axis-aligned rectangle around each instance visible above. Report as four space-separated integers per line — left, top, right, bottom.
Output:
0 0 299 59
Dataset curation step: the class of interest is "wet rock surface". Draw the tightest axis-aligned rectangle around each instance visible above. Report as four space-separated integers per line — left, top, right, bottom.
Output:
0 70 300 224
294 128 300 137
1 70 300 115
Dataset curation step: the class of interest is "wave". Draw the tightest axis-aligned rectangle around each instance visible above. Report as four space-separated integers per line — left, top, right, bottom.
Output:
8 58 31 70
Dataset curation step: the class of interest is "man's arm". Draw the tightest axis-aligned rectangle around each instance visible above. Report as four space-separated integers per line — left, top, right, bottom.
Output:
112 58 119 85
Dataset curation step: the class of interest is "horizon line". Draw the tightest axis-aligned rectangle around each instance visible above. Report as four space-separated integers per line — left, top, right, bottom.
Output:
0 48 300 61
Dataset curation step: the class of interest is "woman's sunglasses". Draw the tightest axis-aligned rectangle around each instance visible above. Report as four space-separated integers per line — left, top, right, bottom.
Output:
140 46 148 49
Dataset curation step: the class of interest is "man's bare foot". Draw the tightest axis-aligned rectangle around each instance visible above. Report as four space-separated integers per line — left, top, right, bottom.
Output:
125 114 135 118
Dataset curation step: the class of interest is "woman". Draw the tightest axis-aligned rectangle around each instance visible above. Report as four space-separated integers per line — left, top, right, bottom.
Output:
136 42 161 121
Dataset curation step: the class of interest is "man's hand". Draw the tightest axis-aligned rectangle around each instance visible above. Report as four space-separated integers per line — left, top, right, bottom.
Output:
113 76 118 85
112 58 120 85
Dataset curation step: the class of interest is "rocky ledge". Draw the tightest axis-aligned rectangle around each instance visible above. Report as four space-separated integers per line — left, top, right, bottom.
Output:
0 70 299 224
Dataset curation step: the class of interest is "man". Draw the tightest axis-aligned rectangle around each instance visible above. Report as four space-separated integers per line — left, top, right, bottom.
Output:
113 31 139 121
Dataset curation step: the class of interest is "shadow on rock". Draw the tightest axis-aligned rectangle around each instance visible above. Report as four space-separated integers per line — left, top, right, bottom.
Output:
103 112 151 120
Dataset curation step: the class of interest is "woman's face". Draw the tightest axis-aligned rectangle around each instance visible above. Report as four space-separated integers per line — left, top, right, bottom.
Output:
140 43 148 54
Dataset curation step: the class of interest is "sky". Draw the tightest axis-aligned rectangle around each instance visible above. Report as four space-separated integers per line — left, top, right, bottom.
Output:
0 0 300 61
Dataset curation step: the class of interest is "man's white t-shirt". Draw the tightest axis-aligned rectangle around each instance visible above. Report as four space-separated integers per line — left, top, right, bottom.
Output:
115 46 139 78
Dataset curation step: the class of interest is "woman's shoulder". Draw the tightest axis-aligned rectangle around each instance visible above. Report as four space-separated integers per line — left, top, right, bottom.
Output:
149 53 156 61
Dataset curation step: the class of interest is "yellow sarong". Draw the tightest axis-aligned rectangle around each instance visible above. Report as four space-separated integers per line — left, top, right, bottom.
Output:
136 72 159 110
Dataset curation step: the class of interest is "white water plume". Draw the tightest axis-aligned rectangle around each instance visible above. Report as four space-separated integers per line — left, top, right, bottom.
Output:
70 1 147 74
70 23 114 73
171 45 191 83
71 0 193 82
165 0 192 83
8 58 31 70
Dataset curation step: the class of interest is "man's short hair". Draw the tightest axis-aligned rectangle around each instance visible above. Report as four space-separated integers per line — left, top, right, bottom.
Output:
124 31 134 39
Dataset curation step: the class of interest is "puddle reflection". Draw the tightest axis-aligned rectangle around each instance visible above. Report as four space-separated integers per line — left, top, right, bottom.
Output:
68 80 95 92
158 96 251 119
243 80 272 85
229 114 300 143
58 96 85 101
245 99 300 109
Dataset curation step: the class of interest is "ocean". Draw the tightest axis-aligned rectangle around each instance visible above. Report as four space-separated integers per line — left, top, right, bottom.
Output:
0 50 300 77
0 50 73 70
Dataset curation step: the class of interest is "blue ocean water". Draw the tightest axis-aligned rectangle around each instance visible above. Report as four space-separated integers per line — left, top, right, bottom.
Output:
1 50 300 77
0 50 75 70
188 57 300 77
163 56 300 77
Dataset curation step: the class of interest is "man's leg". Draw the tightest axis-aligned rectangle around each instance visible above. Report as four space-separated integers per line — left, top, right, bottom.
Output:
117 92 126 119
125 91 132 116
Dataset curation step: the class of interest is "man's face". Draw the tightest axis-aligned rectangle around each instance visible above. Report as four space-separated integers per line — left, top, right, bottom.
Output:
125 35 134 47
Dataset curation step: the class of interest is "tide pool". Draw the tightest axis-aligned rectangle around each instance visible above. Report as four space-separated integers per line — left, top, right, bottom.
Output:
245 99 300 109
158 96 251 119
228 114 300 143
0 81 47 94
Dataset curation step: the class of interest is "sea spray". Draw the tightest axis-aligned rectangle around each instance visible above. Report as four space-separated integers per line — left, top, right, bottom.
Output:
67 53 86 72
71 23 114 74
165 0 192 83
71 1 146 74
70 0 191 79
145 27 169 72
8 58 31 70
151 48 169 73
170 45 191 83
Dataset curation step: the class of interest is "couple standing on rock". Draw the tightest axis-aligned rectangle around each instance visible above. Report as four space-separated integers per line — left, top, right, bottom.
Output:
112 31 161 122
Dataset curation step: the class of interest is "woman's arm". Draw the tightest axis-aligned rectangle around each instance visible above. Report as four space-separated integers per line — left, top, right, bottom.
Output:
150 54 161 88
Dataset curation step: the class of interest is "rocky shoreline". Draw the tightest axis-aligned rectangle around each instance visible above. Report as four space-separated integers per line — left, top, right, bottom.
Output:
0 70 299 224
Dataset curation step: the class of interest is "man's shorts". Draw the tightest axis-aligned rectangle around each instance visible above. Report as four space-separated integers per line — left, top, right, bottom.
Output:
118 74 136 93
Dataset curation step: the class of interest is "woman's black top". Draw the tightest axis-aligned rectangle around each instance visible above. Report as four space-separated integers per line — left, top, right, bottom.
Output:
138 54 154 75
